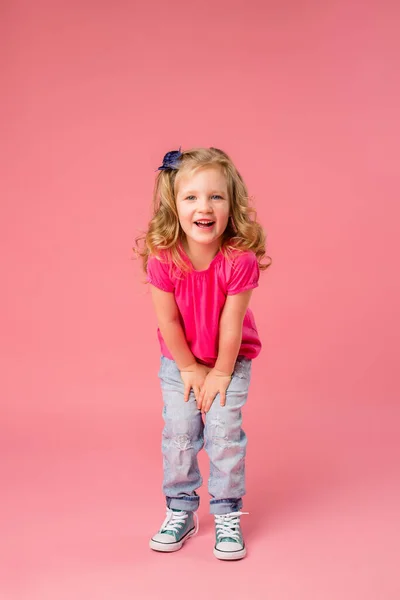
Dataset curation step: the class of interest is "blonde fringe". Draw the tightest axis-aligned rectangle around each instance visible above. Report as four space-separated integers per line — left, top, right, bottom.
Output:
133 147 272 274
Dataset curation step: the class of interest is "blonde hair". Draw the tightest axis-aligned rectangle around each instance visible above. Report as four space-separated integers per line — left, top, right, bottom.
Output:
134 147 272 273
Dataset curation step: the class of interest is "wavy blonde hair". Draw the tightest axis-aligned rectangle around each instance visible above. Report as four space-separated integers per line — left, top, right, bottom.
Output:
134 147 272 273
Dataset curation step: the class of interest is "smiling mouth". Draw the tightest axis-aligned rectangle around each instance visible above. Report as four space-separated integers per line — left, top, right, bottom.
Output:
194 220 215 228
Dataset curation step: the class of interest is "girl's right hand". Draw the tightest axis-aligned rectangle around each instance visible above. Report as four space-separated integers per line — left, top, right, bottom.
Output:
180 362 211 403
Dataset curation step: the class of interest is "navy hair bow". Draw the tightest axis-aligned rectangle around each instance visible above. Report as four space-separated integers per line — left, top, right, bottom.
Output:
156 146 182 171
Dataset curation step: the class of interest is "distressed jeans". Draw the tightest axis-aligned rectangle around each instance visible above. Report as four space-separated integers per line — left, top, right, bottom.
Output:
158 355 252 515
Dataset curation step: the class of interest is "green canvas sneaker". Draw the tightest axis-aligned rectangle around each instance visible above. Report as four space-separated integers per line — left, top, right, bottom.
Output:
213 511 248 560
149 508 198 552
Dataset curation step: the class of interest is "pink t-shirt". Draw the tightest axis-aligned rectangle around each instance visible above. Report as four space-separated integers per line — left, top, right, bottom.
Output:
147 246 262 367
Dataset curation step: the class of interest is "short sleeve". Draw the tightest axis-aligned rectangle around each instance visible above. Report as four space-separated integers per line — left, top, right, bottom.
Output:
147 255 175 292
226 251 259 295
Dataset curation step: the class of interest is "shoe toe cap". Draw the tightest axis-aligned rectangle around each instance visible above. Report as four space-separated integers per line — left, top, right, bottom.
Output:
151 532 176 544
216 541 243 552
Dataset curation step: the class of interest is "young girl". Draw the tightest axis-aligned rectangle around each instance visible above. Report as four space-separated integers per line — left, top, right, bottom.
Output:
135 146 270 560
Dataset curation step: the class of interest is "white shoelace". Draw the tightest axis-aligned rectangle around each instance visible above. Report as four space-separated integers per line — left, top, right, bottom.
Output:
161 508 199 535
214 511 249 542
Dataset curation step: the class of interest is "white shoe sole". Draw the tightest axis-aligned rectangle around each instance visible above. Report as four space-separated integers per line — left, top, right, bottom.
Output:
149 526 196 552
213 546 247 560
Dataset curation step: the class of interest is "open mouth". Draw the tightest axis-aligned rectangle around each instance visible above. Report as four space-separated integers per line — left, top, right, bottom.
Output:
194 220 215 229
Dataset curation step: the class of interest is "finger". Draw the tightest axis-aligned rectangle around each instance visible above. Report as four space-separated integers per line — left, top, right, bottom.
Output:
184 385 190 402
194 386 200 403
204 394 215 413
220 390 226 407
198 387 205 410
204 399 212 413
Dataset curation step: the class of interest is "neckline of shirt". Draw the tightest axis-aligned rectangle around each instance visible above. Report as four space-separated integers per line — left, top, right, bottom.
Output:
179 244 223 274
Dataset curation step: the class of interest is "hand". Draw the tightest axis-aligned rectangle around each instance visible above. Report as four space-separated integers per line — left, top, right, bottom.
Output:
180 362 212 403
197 368 232 413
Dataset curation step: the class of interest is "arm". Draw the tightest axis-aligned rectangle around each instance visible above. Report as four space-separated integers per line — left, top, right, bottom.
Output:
149 284 196 370
150 284 212 401
198 290 253 412
214 289 254 375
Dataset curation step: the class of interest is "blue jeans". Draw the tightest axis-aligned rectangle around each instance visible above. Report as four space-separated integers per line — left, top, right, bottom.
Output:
158 355 252 515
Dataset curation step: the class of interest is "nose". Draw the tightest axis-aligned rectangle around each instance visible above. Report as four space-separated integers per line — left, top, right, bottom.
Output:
197 196 213 212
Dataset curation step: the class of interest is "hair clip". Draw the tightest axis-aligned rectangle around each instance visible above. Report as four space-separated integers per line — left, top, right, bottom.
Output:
156 146 182 171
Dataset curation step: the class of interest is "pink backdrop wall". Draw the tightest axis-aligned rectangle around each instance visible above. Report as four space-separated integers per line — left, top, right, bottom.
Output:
2 1 399 598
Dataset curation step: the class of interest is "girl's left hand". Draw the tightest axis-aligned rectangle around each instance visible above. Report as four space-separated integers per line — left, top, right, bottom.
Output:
197 368 232 413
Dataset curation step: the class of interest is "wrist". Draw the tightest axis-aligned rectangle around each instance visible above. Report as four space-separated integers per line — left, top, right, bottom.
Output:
214 357 236 376
179 361 198 372
215 344 240 376
212 367 233 377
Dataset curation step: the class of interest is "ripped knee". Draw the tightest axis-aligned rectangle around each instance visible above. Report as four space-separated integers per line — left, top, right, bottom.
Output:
208 416 231 448
173 433 193 451
163 416 200 451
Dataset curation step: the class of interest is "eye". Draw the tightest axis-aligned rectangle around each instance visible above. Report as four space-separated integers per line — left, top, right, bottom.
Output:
212 195 223 200
186 195 196 201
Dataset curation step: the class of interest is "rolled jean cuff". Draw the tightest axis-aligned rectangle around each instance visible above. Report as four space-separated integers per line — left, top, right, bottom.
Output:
210 497 243 515
166 493 200 512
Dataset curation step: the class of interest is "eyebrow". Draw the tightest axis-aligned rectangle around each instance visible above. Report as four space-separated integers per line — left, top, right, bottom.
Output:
181 190 226 195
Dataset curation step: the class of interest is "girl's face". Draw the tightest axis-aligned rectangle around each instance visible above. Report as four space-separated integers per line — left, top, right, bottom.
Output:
175 166 230 252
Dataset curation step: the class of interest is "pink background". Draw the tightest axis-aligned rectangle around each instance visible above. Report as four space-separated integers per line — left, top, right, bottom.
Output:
1 1 399 598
